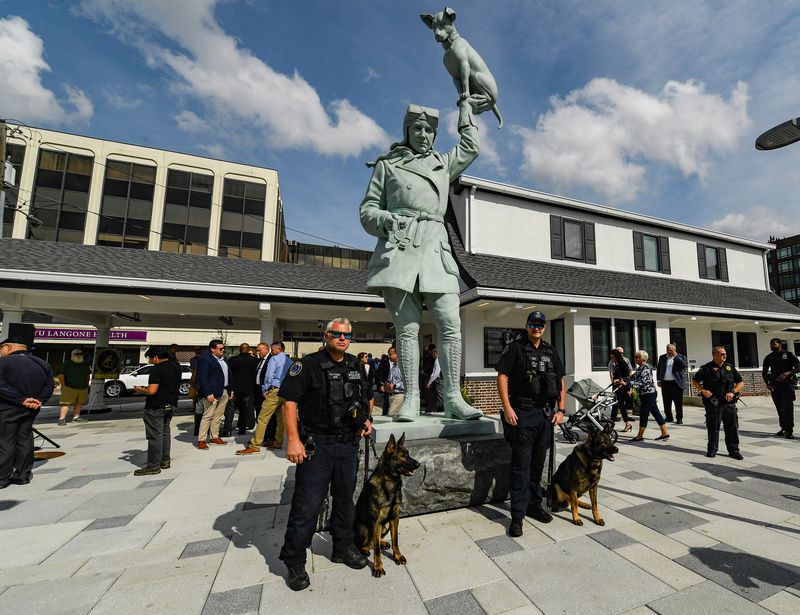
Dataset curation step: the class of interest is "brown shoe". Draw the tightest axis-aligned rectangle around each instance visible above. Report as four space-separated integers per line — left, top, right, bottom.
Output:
266 442 283 450
236 446 261 455
208 438 227 445
197 441 209 450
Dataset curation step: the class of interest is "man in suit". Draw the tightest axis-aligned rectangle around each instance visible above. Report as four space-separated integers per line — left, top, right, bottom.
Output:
195 339 233 449
225 343 259 436
657 344 687 424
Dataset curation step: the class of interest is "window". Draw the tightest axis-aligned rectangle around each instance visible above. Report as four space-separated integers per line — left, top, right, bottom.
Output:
633 232 671 274
550 215 596 264
2 143 25 238
669 327 687 359
794 341 800 356
550 318 566 372
284 241 371 269
160 169 213 254
697 243 728 281
218 178 266 260
614 319 634 355
736 332 758 368
711 330 735 365
636 320 656 366
483 328 526 368
590 318 611 370
28 149 94 243
97 160 155 249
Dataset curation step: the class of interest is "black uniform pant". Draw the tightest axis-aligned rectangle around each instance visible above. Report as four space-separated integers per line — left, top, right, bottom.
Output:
227 391 255 434
143 406 173 468
661 380 684 422
705 403 740 455
0 406 40 484
771 384 795 434
280 441 359 567
504 406 551 520
424 378 444 413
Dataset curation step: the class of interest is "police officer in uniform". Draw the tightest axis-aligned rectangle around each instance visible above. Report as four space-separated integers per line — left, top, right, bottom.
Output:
762 338 799 439
691 346 745 459
496 311 566 537
278 317 373 591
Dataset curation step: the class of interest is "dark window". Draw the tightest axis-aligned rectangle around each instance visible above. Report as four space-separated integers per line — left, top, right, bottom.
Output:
636 320 657 366
284 241 372 269
550 318 566 372
794 341 800 356
669 327 687 359
711 330 735 365
96 160 155 249
28 149 93 243
590 318 611 370
216 178 265 261
160 169 213 254
2 143 26 238
698 243 728 281
614 319 634 356
736 332 758 368
633 232 671 274
550 215 596 264
484 328 526 369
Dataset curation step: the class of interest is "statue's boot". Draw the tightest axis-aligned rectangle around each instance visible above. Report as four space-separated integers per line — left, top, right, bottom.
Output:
439 337 482 420
394 328 421 423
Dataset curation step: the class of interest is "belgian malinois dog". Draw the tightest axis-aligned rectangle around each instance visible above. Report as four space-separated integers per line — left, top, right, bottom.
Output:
354 433 420 578
549 424 618 526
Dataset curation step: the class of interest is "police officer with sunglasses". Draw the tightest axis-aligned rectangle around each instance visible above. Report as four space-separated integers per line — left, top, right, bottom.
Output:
496 311 566 537
278 317 373 591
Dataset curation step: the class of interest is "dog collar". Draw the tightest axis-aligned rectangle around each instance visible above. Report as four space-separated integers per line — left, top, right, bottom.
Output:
446 32 460 44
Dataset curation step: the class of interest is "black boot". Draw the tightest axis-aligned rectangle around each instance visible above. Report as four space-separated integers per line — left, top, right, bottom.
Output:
286 564 310 591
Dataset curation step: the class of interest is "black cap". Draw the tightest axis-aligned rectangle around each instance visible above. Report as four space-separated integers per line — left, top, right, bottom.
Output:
526 311 547 324
1 323 35 347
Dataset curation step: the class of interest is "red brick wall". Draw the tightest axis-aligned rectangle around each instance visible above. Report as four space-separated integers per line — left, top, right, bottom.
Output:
463 376 502 414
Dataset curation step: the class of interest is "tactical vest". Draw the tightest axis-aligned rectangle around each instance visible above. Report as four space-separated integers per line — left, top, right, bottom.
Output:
518 342 560 402
303 353 367 433
704 362 737 398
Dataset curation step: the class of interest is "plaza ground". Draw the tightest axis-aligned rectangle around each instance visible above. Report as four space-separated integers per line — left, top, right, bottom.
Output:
1 398 799 615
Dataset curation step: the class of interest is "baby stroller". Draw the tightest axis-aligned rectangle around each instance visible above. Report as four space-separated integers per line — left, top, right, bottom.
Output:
560 378 620 444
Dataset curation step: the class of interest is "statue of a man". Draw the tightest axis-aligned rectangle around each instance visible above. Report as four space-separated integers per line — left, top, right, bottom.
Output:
360 97 484 421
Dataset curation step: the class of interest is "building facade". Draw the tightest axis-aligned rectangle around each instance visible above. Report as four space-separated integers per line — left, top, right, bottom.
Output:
767 233 800 316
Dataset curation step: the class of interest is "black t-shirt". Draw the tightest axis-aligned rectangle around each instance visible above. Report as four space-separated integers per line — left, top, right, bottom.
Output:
692 361 742 398
495 339 565 403
762 351 800 385
145 360 182 409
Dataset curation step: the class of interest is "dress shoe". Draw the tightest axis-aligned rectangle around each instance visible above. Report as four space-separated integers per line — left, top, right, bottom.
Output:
331 548 368 569
264 440 275 447
220 431 231 438
160 459 171 469
776 430 786 437
134 466 161 476
266 442 283 450
705 451 716 458
197 441 209 450
10 477 30 485
286 564 310 591
237 430 247 436
786 433 795 440
208 438 227 445
0 483 9 489
729 452 744 460
675 420 683 425
236 446 261 455
526 507 553 523
508 518 523 537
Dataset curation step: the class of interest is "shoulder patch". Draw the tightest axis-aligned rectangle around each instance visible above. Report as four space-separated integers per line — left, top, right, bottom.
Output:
289 362 303 377
725 365 732 371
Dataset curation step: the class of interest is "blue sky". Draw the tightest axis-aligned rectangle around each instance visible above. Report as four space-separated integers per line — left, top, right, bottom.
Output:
2 0 800 250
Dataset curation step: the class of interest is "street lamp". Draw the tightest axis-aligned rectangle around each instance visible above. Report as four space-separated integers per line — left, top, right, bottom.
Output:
755 117 800 150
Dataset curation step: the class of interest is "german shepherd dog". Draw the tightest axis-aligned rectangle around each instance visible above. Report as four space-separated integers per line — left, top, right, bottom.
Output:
354 433 420 578
549 424 618 526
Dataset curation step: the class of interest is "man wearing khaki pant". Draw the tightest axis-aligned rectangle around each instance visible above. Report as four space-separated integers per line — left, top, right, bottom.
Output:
195 339 233 450
238 342 289 454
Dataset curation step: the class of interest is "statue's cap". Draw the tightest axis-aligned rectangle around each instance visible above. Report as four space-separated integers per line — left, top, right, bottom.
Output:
404 104 439 132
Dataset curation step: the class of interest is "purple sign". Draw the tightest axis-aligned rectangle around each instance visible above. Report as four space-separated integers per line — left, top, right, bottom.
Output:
34 327 148 342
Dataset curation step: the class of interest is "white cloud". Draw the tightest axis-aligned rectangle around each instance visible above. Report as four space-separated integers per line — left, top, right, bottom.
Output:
707 205 800 243
0 16 93 125
103 87 143 109
517 78 749 202
79 0 389 156
173 110 205 133
444 109 504 174
363 67 381 83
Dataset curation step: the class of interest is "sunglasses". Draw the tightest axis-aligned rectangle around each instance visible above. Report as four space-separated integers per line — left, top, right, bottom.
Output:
327 330 353 340
527 322 546 330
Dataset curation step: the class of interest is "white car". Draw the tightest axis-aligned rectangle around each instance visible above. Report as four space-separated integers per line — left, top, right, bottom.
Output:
104 363 192 398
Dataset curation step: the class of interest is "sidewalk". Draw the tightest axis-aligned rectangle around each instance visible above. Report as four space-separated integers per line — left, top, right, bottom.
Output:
1 399 799 614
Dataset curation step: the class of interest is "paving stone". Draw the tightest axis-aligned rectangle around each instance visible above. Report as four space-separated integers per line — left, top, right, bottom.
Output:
674 543 800 603
616 543 705 590
496 535 673 614
58 486 163 521
0 572 118 615
48 472 132 491
0 493 95 529
135 478 173 489
618 502 708 535
759 590 800 614
678 492 718 506
470 579 531 615
181 536 231 559
647 580 771 614
47 522 163 563
0 521 90 568
212 459 240 469
589 528 637 550
694 476 800 515
475 535 523 558
0 558 88 588
83 515 135 531
203 584 262 615
243 488 292 511
426 589 485 615
620 471 649 481
33 467 66 474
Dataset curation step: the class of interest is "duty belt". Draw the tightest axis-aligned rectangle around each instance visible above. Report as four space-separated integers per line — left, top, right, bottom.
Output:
514 398 550 411
306 432 356 444
388 208 445 249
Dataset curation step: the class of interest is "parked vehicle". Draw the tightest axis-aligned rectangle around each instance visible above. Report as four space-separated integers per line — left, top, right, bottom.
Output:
104 363 192 398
